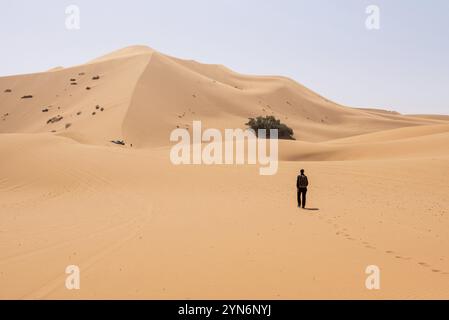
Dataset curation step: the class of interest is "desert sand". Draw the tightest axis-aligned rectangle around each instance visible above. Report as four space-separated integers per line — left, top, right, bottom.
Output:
0 46 448 299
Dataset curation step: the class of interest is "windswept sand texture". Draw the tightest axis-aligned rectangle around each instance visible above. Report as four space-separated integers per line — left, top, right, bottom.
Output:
0 46 448 299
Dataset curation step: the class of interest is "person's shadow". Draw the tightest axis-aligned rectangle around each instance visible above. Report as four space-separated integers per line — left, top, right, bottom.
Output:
303 208 319 211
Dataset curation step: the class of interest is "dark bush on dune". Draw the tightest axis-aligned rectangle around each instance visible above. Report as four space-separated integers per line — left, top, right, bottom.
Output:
47 115 63 124
111 140 125 146
245 115 294 140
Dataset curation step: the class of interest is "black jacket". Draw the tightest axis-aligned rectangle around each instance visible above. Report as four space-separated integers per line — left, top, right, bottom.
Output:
297 174 309 189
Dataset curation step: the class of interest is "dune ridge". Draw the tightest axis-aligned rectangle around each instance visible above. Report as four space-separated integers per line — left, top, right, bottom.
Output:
1 45 446 147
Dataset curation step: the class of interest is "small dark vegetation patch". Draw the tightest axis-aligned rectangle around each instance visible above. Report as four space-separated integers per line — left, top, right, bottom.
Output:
47 115 63 124
245 115 295 140
111 140 125 146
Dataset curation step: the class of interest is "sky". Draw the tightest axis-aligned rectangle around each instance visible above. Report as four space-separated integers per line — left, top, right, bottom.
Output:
1 0 448 115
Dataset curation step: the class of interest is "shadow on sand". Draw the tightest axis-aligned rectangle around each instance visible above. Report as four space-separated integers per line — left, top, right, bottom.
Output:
303 208 319 211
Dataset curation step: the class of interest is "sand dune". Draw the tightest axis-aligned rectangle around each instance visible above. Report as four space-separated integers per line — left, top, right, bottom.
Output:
1 46 448 299
1 46 445 146
279 124 449 161
407 114 449 122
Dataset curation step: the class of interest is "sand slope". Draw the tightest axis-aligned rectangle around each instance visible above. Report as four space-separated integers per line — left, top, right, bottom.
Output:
0 46 448 299
1 46 445 146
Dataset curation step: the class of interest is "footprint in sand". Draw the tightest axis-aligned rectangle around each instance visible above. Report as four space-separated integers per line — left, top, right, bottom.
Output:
417 262 448 275
418 262 429 267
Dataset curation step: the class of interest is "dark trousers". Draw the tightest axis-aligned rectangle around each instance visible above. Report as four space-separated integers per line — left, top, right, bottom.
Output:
297 188 307 208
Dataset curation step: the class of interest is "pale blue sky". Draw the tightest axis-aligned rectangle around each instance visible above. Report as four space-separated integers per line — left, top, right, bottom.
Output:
1 0 448 114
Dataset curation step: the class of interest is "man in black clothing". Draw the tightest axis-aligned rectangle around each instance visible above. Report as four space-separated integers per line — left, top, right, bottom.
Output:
297 169 309 208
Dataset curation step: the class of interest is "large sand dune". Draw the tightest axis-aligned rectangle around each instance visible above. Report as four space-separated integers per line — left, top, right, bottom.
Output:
1 46 448 299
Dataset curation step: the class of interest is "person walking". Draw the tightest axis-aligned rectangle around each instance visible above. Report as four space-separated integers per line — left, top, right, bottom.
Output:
297 169 309 209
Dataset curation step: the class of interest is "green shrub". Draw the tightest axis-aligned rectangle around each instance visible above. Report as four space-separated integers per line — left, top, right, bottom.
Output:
245 116 294 140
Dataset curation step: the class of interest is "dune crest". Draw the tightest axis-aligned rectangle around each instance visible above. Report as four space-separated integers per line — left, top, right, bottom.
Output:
1 45 446 148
